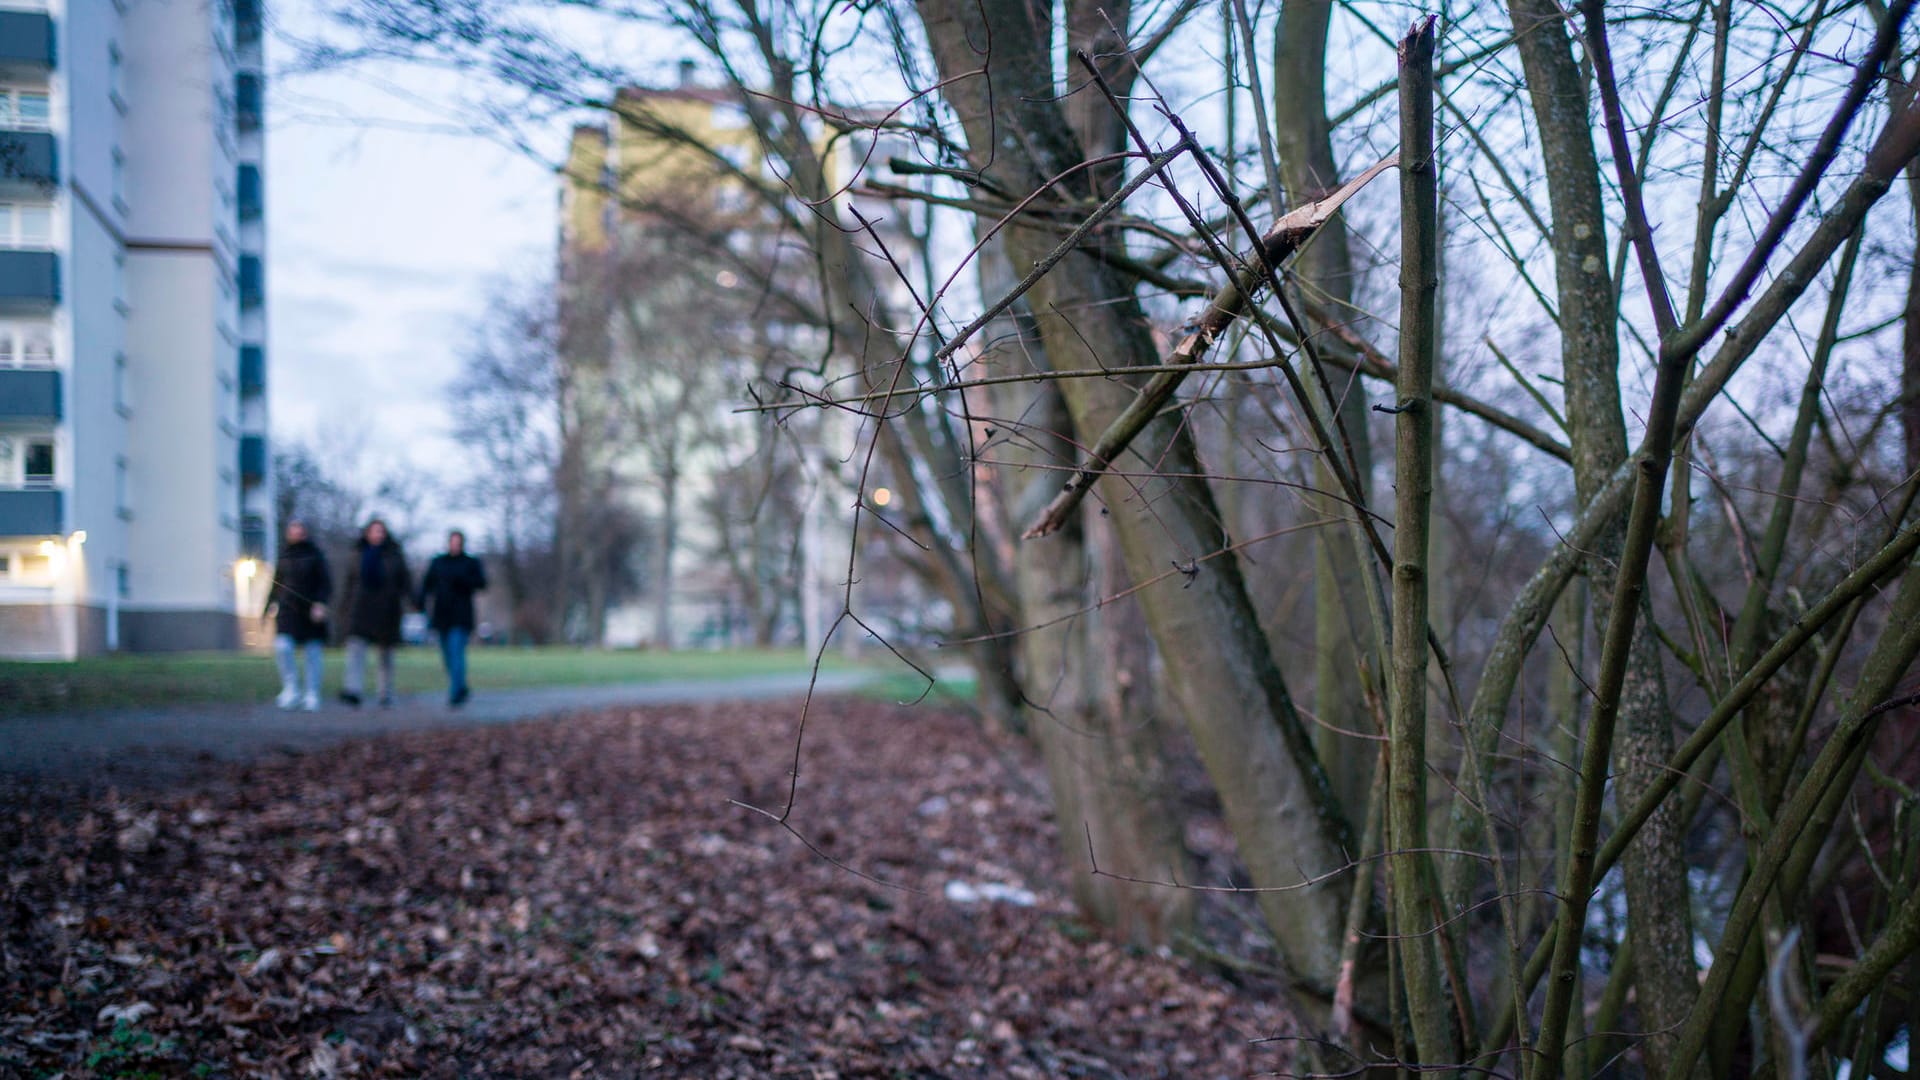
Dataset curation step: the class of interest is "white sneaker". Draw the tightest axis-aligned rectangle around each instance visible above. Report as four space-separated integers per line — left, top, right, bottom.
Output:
275 687 299 710
301 691 321 712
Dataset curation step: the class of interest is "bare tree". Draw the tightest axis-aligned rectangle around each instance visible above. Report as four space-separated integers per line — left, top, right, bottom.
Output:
308 1 1920 1073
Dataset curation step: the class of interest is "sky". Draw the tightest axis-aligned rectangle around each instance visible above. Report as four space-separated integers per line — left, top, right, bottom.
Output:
264 1 563 492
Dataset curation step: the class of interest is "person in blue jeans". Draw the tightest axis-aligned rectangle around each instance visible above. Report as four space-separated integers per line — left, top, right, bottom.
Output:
418 530 487 707
264 519 331 711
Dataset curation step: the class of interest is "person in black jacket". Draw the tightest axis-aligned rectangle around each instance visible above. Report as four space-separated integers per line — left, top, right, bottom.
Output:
337 518 413 708
264 519 331 711
418 530 487 706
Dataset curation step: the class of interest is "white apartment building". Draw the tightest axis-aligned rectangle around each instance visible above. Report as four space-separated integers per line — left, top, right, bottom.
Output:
0 0 271 659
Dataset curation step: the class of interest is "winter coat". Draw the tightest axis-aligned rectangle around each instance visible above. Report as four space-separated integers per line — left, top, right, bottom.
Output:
264 539 332 644
419 552 487 632
339 538 413 646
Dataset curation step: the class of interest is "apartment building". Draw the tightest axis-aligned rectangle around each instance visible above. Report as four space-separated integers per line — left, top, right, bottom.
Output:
0 0 271 659
558 71 930 650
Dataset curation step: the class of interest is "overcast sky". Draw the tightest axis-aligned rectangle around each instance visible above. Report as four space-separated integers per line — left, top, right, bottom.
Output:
265 2 562 496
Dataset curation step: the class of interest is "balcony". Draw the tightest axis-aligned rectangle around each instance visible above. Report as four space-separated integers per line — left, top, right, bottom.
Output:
0 249 56 304
0 13 55 68
0 129 53 184
0 488 60 537
239 434 265 484
237 163 262 222
0 368 58 420
238 255 262 308
239 345 264 395
240 513 266 558
235 0 262 46
236 73 261 132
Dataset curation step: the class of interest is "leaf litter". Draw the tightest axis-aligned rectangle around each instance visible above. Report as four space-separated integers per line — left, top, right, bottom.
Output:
3 697 1299 1077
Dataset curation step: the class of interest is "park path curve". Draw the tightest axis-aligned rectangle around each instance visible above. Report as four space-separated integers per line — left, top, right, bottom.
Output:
0 670 871 788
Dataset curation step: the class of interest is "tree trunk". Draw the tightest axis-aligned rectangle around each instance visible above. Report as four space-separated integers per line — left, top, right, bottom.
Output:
654 463 677 649
1387 26 1457 1066
918 0 1369 1022
1274 0 1379 825
978 225 1193 945
1901 73 1920 477
1504 3 1698 1070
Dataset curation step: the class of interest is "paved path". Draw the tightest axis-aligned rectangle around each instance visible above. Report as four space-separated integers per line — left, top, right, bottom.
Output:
0 670 872 788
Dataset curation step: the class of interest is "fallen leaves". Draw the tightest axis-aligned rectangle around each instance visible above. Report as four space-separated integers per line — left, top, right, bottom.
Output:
2 697 1299 1077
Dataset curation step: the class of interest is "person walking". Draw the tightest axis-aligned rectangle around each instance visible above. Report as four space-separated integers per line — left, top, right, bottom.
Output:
337 518 412 708
264 519 331 711
418 529 487 706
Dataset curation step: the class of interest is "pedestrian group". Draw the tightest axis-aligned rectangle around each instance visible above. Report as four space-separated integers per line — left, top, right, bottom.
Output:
262 518 487 711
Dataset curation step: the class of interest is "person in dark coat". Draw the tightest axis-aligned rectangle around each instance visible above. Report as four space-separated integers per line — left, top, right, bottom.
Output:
264 518 331 711
418 529 487 706
337 518 412 707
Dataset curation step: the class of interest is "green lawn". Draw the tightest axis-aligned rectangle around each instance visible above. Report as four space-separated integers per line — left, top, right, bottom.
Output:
0 647 859 716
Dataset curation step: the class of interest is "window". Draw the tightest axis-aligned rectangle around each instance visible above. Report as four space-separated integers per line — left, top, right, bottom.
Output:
23 440 53 489
0 322 55 368
0 88 51 131
115 457 129 516
0 554 10 578
21 327 50 367
0 203 55 249
112 150 126 209
109 43 125 106
116 563 130 597
114 354 128 411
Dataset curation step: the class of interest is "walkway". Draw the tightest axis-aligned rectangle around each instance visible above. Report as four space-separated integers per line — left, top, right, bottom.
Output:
0 670 872 788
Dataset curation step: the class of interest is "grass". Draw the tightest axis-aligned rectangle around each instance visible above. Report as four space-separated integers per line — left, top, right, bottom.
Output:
850 670 979 708
0 646 861 716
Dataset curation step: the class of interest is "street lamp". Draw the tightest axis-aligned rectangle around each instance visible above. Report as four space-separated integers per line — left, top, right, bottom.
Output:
235 558 258 581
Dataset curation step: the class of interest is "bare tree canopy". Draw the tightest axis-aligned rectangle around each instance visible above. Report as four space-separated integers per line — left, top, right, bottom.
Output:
313 0 1920 1073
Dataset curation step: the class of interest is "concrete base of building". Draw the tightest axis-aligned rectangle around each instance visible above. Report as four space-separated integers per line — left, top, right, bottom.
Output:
0 603 110 659
0 605 242 658
119 609 241 653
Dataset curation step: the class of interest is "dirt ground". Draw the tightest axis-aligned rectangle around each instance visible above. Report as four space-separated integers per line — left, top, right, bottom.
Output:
1 697 1302 1078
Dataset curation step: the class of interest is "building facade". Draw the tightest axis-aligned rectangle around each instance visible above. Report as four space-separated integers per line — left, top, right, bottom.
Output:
558 72 933 651
0 0 271 659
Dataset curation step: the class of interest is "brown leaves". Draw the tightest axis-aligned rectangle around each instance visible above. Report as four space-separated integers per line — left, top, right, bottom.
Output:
3 698 1297 1076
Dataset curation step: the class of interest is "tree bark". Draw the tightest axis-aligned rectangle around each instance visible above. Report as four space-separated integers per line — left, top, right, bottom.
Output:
917 0 1367 1023
1503 3 1697 1071
1388 22 1457 1067
653 460 677 649
978 225 1194 947
1273 0 1379 826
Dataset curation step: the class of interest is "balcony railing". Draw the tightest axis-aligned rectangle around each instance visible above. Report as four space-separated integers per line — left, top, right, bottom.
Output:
238 164 262 222
239 434 266 483
236 73 261 132
0 488 60 537
238 254 262 309
0 12 54 68
0 367 57 420
0 129 53 184
0 249 56 302
235 0 262 45
239 345 264 395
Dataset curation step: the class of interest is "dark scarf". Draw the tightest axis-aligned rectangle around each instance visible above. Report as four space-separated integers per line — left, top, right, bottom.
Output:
360 541 385 589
